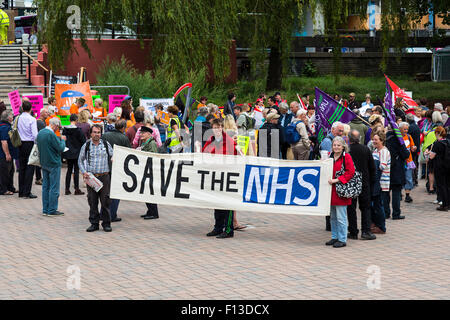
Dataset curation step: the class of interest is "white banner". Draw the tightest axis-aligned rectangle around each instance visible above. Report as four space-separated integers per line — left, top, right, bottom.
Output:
110 146 334 216
139 98 174 113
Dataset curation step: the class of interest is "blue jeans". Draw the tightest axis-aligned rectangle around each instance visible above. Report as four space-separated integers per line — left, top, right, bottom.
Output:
330 205 348 243
404 168 414 191
42 166 61 214
371 195 386 232
110 199 120 220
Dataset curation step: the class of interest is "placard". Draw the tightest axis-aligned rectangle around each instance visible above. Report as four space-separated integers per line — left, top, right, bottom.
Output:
157 110 171 125
140 98 174 113
237 135 250 155
55 81 93 116
22 93 44 118
108 95 127 114
8 90 22 116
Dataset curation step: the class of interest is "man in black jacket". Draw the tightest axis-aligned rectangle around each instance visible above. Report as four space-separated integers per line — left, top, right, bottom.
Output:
224 93 236 119
347 130 377 240
191 106 212 152
385 130 410 219
257 112 283 159
407 114 420 186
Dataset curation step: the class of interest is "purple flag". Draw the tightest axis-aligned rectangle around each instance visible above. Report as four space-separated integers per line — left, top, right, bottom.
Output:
445 117 450 128
314 87 357 143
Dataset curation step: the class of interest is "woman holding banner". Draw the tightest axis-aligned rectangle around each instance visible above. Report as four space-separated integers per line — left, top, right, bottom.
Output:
327 136 355 248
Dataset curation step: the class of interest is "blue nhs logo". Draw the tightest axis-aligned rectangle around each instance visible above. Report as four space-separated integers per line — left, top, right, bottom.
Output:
242 165 320 206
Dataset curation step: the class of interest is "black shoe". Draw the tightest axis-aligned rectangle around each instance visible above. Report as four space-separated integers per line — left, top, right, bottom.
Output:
24 193 37 199
348 233 358 240
361 232 376 240
326 239 338 246
65 190 71 195
86 224 99 232
140 214 148 218
436 206 449 212
216 232 233 239
143 215 158 220
103 226 112 232
428 190 436 194
392 215 405 220
405 195 413 203
111 217 122 222
45 211 64 217
206 230 222 237
333 241 347 248
385 216 391 219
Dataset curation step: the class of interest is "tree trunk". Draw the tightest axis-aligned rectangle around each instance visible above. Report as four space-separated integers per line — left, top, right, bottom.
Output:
265 41 283 91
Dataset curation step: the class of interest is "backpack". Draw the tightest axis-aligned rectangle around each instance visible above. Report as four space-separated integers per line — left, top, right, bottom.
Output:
285 120 302 144
441 140 450 170
84 139 112 172
9 116 22 148
244 114 256 130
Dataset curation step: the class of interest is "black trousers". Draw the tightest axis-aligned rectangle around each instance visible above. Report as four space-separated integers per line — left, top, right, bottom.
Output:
145 203 159 217
281 142 289 160
88 174 111 227
412 153 419 185
18 141 35 197
35 166 41 181
347 185 372 235
65 158 80 190
435 169 450 207
214 209 234 235
0 158 15 194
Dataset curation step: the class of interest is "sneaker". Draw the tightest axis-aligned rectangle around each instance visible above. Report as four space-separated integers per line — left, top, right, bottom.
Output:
405 195 413 203
433 200 439 204
361 232 376 240
333 241 346 248
46 211 64 217
325 239 338 246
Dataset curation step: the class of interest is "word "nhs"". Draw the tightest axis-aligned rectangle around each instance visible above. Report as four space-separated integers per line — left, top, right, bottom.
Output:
243 165 320 206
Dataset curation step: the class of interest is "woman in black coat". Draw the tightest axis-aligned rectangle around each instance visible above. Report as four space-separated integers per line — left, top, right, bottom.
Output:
385 130 410 219
62 114 86 195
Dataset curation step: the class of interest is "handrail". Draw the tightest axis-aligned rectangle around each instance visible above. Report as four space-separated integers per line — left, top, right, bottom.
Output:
19 48 49 72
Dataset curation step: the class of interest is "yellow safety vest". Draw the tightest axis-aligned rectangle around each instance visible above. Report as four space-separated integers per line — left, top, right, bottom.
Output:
0 10 9 27
167 117 181 147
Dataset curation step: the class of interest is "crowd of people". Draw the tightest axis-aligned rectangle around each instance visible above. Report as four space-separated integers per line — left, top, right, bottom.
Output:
0 91 449 247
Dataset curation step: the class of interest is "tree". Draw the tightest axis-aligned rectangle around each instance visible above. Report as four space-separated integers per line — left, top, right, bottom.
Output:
34 0 244 83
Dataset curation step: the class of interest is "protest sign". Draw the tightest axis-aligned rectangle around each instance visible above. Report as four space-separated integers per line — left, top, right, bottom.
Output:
237 136 250 155
111 146 333 216
49 73 77 96
92 95 101 106
157 110 171 125
57 115 71 126
55 81 93 116
8 90 21 116
108 95 127 113
22 93 44 118
140 98 174 113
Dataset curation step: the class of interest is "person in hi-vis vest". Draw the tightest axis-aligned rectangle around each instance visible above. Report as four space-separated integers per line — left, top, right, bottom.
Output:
0 9 10 45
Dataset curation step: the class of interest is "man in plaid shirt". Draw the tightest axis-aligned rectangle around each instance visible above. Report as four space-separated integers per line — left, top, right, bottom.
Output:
78 124 114 232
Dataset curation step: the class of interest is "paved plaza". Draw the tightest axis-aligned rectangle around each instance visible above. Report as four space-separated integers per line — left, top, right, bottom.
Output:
0 167 449 300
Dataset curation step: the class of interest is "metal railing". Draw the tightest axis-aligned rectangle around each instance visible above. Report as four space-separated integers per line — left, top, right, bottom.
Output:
19 45 47 88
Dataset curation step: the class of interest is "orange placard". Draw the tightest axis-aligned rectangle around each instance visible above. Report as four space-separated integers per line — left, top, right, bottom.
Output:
55 81 94 116
157 110 171 125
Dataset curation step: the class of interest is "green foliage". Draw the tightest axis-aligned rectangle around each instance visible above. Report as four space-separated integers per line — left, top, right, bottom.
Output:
302 60 318 77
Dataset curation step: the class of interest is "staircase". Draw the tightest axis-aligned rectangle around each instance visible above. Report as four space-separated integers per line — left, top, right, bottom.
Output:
0 44 43 109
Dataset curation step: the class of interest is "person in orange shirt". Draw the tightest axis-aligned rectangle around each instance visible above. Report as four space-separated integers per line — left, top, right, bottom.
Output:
92 98 108 124
70 98 86 115
197 96 208 110
45 106 61 137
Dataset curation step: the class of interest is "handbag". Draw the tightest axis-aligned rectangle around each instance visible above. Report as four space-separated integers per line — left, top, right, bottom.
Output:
9 116 22 148
334 152 362 199
28 143 41 167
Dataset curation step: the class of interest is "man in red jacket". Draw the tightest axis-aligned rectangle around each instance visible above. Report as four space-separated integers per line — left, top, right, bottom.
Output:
202 118 237 239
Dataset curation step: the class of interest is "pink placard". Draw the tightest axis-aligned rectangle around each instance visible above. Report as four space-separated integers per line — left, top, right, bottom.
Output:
23 94 44 118
8 90 22 116
108 95 127 114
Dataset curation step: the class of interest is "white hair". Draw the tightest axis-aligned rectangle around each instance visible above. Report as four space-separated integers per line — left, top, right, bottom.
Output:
398 122 409 129
332 136 349 153
432 111 443 123
279 102 289 111
94 98 103 107
296 109 307 117
434 103 443 111
48 105 57 115
107 113 117 122
49 117 61 126
113 107 122 117
332 121 343 129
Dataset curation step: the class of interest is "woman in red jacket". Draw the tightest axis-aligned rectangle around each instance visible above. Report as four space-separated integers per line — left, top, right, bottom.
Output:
326 136 355 248
202 118 238 239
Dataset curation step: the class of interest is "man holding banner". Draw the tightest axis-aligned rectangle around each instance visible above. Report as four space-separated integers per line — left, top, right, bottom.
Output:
203 119 238 239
